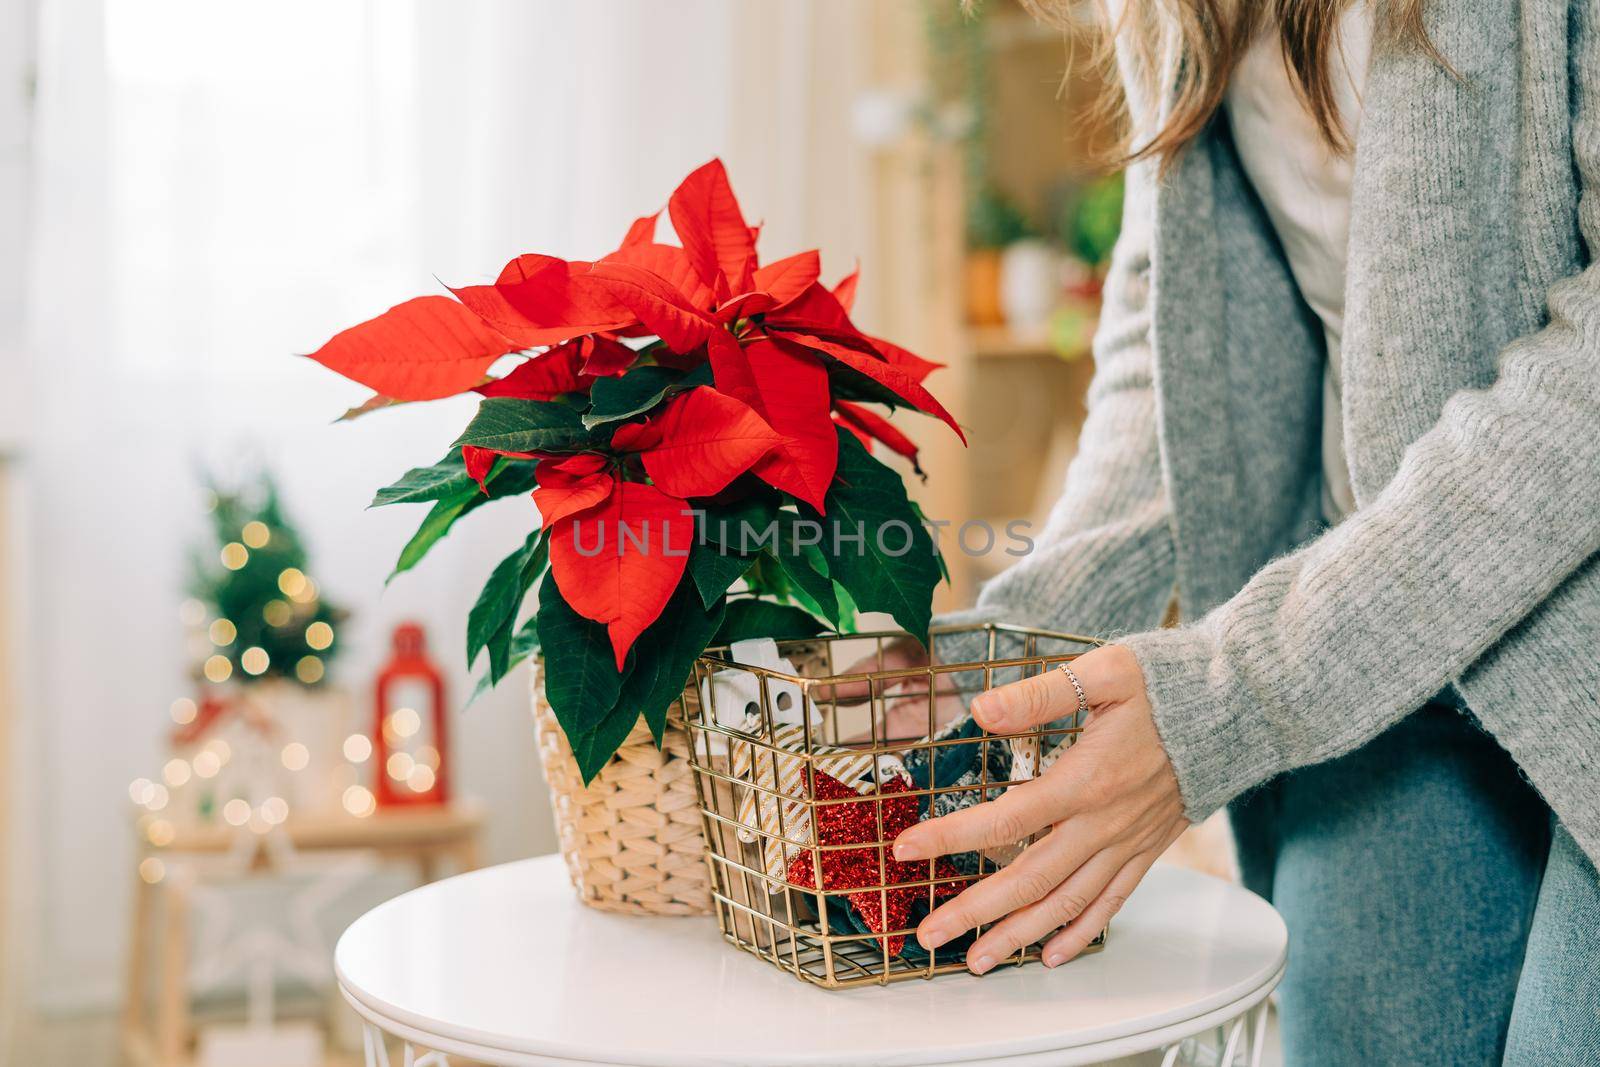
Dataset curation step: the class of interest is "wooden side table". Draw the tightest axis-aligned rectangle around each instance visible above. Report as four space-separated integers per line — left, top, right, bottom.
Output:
336 854 1287 1067
123 801 485 1067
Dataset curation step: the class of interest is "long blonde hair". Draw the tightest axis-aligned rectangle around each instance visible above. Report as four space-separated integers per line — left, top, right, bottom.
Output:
1017 0 1438 163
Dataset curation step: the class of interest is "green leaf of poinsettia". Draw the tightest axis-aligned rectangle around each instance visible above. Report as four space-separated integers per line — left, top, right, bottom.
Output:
583 367 675 429
482 459 542 499
832 579 862 634
770 525 840 625
699 495 781 554
713 599 827 645
371 451 471 507
391 485 477 578
534 578 625 778
466 669 493 709
508 614 541 667
582 363 712 430
825 361 913 410
387 459 540 581
698 498 840 622
466 529 548 676
610 577 727 745
567 696 644 783
806 429 941 646
455 398 593 453
688 538 752 610
739 551 792 601
712 526 834 625
485 606 519 684
908 498 951 584
481 525 545 682
464 617 541 710
535 575 726 780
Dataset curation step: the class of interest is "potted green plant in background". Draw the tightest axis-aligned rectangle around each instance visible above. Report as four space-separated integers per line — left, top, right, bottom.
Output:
965 184 1035 326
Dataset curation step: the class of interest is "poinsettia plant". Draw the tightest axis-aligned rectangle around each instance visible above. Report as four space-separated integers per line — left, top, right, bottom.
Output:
308 160 963 780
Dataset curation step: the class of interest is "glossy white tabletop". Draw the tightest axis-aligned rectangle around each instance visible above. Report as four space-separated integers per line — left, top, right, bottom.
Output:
336 855 1286 1067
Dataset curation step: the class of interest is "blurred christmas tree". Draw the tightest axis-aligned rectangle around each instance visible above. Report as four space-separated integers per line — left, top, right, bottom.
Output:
188 473 344 688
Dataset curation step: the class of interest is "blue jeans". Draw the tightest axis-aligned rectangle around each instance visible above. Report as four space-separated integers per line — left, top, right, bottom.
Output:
1231 702 1600 1065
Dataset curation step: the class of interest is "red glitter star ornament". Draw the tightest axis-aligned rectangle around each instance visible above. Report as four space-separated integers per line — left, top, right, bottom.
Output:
786 769 969 956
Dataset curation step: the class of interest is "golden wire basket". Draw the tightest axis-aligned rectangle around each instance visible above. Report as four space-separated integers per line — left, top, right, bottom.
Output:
684 623 1104 989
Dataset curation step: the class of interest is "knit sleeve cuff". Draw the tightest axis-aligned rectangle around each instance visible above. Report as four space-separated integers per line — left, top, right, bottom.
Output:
1118 624 1286 823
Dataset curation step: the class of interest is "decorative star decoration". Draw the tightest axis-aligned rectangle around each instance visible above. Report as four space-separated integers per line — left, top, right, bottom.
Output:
186 823 376 1017
785 769 969 957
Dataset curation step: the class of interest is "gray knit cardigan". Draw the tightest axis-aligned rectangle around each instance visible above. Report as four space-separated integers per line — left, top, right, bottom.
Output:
946 0 1600 868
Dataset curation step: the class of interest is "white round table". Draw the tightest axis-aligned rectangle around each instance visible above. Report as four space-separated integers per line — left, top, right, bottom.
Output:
336 855 1286 1067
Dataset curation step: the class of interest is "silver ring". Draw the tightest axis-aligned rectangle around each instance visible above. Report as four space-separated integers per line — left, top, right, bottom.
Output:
1057 662 1089 716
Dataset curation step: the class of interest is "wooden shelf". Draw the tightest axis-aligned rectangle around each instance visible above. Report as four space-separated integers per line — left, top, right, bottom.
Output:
966 322 1094 361
865 0 1113 607
142 799 487 857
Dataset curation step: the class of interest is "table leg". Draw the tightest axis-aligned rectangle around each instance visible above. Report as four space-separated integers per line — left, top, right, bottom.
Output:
363 1022 450 1067
1247 1000 1270 1067
157 878 191 1066
1218 1014 1246 1065
122 866 154 1049
363 1021 391 1067
1158 1001 1269 1067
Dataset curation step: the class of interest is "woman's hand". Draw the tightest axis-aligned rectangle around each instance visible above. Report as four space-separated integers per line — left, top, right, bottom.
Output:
891 643 1189 972
834 637 966 741
832 636 927 703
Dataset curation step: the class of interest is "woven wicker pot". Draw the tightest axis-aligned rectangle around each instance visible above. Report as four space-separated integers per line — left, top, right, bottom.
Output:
530 661 711 916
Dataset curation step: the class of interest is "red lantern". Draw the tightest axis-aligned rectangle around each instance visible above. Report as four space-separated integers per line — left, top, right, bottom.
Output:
372 622 449 807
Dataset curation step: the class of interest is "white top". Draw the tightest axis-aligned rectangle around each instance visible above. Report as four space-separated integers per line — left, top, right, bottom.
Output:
1226 8 1374 522
335 854 1287 1067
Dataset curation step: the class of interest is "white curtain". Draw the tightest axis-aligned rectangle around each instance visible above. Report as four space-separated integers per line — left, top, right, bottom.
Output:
15 0 871 1007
